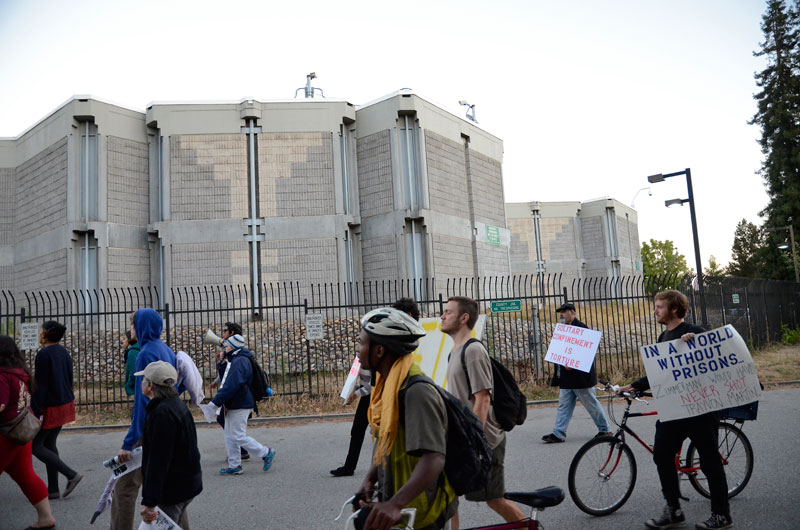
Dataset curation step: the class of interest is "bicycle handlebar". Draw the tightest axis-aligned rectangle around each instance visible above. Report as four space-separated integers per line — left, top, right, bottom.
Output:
597 380 651 400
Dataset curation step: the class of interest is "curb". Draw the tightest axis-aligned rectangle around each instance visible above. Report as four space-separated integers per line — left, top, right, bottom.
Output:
62 381 799 434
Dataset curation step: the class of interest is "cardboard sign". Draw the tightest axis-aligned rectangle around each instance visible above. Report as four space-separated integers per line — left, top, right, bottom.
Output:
641 325 761 422
340 357 362 401
415 315 486 388
544 323 602 373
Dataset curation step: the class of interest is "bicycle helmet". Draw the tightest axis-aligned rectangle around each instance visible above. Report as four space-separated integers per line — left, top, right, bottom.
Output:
360 307 426 355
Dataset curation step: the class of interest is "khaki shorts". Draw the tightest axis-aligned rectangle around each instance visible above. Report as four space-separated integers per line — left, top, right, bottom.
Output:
466 437 507 502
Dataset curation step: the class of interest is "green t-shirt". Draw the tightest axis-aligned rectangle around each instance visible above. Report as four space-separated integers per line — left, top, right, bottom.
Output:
376 375 458 530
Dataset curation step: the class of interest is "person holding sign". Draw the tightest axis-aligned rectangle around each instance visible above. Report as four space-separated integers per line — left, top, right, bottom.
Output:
618 290 732 530
542 303 610 443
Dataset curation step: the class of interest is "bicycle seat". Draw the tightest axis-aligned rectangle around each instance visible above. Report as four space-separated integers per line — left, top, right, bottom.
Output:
504 487 565 509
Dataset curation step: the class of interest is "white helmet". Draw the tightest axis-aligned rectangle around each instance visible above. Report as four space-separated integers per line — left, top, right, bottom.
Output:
360 307 426 355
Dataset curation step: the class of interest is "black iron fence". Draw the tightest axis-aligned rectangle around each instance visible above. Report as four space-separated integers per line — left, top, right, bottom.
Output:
1 274 798 409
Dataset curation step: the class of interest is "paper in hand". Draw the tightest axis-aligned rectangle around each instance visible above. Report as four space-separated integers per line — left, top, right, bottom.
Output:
137 507 182 530
199 402 221 423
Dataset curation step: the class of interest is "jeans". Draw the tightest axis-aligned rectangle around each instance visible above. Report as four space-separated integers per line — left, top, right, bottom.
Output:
224 408 269 467
32 426 77 493
552 387 610 439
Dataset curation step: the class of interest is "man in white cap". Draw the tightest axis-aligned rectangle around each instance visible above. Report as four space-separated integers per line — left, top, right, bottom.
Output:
211 334 275 475
136 361 202 528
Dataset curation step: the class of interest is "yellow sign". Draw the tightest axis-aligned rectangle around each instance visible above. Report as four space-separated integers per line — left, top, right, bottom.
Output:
414 315 486 387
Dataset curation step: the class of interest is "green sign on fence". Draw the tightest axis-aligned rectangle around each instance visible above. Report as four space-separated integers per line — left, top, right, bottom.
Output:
486 225 501 246
732 294 740 304
491 300 522 313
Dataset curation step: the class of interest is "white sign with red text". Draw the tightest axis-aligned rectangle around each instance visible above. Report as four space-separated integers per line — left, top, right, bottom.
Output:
544 323 602 373
340 357 362 402
641 325 761 422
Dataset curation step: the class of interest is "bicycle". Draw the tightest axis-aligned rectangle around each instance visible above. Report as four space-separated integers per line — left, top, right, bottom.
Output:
336 486 565 529
567 380 754 516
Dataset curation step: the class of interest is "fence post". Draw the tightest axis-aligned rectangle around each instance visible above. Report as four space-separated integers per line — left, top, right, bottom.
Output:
720 284 726 326
437 293 444 316
744 284 752 345
304 298 313 398
165 302 171 346
562 287 569 304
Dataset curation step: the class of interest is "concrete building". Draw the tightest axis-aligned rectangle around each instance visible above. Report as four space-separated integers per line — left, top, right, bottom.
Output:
0 90 510 303
506 198 642 286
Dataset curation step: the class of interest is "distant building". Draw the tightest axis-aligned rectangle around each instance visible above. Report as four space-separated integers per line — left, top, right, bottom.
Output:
0 90 510 302
506 198 642 286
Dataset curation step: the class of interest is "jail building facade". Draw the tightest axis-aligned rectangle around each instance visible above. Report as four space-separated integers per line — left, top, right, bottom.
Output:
0 90 511 302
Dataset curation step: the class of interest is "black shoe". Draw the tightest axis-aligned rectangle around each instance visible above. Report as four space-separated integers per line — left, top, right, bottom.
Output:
541 433 565 443
330 466 355 477
62 474 83 498
645 505 686 529
48 491 60 500
595 431 613 438
241 451 250 461
695 513 733 530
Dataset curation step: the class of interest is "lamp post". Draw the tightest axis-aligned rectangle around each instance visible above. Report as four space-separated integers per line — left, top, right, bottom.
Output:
765 224 799 282
647 168 708 328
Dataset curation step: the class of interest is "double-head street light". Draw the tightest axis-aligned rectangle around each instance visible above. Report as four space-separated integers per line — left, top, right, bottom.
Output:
647 168 708 328
764 224 799 282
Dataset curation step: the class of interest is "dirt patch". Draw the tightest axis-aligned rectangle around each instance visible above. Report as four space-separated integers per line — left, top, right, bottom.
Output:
752 343 800 383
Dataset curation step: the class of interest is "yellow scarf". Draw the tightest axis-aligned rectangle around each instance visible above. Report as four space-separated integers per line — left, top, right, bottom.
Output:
368 355 419 466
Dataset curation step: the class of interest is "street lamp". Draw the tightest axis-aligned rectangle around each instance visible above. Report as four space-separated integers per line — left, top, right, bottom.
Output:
647 168 708 328
764 224 799 282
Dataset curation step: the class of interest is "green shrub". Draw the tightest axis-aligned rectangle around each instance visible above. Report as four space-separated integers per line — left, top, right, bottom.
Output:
780 325 800 345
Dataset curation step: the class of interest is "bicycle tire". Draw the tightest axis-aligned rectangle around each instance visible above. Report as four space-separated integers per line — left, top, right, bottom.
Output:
568 436 637 516
686 422 753 499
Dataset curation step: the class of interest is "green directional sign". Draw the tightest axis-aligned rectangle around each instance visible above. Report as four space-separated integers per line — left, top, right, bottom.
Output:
732 294 740 305
486 225 501 246
491 300 522 313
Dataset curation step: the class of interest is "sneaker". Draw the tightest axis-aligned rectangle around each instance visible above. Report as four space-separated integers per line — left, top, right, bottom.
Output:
695 513 733 530
542 433 565 443
645 505 686 529
595 431 614 438
62 473 83 498
219 466 243 475
330 466 355 477
262 448 276 471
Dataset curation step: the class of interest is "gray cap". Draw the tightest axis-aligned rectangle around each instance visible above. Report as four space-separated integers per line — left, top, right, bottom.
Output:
134 360 177 386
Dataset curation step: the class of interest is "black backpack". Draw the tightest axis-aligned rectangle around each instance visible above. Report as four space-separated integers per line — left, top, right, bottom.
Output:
459 338 527 431
247 355 272 407
400 374 492 496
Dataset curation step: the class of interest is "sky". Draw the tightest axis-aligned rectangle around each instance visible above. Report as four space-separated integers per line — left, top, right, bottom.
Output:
0 0 770 271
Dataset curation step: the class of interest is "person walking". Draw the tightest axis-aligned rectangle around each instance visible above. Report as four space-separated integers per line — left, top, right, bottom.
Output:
619 290 731 530
355 307 458 530
212 322 249 461
541 303 610 443
110 308 178 530
30 321 83 500
331 298 421 478
0 335 58 530
137 361 202 529
122 328 139 398
441 296 524 529
211 334 275 476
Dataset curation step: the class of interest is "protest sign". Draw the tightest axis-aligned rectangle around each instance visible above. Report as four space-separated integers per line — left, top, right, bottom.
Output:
544 323 602 373
416 315 485 388
105 447 143 478
641 325 761 422
340 357 361 402
137 507 181 530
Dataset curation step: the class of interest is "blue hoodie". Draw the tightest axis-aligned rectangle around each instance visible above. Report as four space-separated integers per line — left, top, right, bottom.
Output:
122 308 177 450
211 347 255 411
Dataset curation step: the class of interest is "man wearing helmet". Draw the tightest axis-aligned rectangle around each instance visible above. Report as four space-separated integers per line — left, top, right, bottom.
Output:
355 307 458 530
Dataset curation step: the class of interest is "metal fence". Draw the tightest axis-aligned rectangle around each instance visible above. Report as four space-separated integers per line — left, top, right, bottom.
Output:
1 274 798 409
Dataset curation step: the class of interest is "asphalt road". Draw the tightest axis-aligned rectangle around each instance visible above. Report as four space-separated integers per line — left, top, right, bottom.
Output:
2 387 799 530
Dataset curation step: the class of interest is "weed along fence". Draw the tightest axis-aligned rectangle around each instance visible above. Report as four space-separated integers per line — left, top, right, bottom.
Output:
1 274 798 410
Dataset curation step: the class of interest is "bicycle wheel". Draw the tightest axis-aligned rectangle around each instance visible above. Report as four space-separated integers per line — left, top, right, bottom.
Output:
686 422 753 499
568 436 637 516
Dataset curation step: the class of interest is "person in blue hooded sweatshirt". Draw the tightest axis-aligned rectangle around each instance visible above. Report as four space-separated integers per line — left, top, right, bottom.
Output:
211 334 276 476
110 308 179 530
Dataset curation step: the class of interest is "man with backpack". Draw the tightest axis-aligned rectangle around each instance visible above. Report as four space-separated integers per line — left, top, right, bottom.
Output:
355 307 459 530
441 296 524 529
210 334 275 476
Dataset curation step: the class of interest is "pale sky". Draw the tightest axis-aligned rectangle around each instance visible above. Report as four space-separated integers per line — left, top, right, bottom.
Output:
0 0 769 271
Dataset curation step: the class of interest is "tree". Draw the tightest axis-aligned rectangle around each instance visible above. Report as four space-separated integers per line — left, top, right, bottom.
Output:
751 0 800 279
641 239 691 279
727 219 764 277
704 255 725 278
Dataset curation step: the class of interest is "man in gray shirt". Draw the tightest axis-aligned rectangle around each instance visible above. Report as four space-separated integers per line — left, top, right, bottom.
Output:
441 296 524 529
